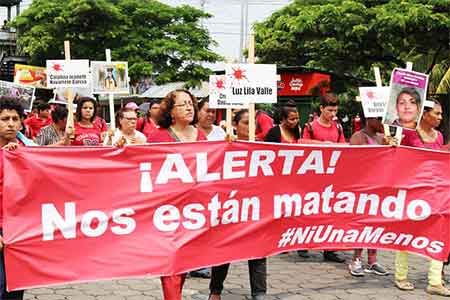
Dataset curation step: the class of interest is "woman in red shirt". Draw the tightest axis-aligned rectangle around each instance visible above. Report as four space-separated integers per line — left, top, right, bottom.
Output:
139 100 161 139
147 89 205 300
72 97 103 146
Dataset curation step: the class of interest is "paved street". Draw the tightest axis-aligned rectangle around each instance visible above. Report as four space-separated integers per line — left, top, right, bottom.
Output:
24 250 449 300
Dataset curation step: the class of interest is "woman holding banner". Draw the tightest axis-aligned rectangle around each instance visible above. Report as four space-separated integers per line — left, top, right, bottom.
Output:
264 102 324 260
348 115 391 277
72 97 103 146
264 101 301 144
395 99 449 296
104 107 146 146
147 89 206 300
196 99 226 141
208 109 267 300
35 105 71 146
139 100 161 139
0 96 35 300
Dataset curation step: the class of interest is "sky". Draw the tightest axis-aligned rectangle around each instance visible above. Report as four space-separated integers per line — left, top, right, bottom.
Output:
159 0 292 64
1 0 292 68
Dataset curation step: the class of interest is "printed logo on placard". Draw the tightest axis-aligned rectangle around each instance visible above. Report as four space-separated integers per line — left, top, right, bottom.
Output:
51 63 63 72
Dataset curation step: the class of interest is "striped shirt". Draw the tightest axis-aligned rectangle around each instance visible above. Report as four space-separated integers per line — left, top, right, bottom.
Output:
35 125 62 146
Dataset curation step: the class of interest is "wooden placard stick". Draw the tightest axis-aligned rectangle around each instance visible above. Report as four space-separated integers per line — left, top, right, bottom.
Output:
406 61 413 71
374 67 382 88
64 41 75 138
374 66 396 140
105 49 116 130
374 67 391 137
248 34 256 141
226 108 233 136
378 65 404 143
224 59 233 137
373 66 392 137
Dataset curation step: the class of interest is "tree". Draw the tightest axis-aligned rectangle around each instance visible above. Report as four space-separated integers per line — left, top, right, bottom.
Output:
12 0 221 86
254 0 450 89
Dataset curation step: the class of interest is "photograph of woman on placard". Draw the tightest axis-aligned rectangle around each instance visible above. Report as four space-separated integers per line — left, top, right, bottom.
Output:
393 87 421 128
104 68 118 90
383 68 428 130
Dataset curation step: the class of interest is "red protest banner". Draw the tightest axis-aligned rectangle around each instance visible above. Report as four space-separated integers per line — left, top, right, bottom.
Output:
2 142 449 290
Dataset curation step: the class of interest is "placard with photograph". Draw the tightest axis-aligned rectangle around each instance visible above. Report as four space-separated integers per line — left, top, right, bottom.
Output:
383 68 428 130
0 80 35 111
91 61 129 94
14 64 47 88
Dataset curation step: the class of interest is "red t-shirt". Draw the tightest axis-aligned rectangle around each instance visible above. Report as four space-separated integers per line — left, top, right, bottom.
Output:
401 129 444 150
94 116 108 133
72 123 102 146
302 119 346 143
256 111 274 141
147 127 206 143
141 119 158 140
136 117 144 132
24 115 52 138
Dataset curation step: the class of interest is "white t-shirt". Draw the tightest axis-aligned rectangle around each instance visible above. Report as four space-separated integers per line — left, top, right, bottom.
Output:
104 129 147 146
207 125 226 141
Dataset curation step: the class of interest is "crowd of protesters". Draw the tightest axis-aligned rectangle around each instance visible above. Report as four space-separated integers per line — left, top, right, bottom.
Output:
0 89 449 300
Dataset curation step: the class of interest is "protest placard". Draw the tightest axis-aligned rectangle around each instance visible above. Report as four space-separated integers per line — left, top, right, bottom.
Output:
224 63 277 104
0 80 35 111
46 59 90 88
91 61 129 94
358 87 389 118
14 64 47 88
383 68 428 130
209 75 246 109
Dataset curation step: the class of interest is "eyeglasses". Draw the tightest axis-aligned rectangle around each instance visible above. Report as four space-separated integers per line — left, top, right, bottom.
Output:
123 117 137 121
173 101 194 108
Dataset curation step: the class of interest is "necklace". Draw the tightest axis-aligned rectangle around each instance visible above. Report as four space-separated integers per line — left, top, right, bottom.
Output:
170 125 196 142
417 127 437 143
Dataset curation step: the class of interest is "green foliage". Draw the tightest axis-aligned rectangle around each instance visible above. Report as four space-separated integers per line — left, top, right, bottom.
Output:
254 0 450 88
12 0 222 85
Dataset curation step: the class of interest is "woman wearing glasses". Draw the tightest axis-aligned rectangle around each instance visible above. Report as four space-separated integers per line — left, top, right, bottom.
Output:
147 89 206 143
147 89 206 300
104 107 147 146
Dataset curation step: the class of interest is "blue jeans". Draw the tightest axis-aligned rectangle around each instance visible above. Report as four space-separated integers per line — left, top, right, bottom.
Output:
0 230 24 299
